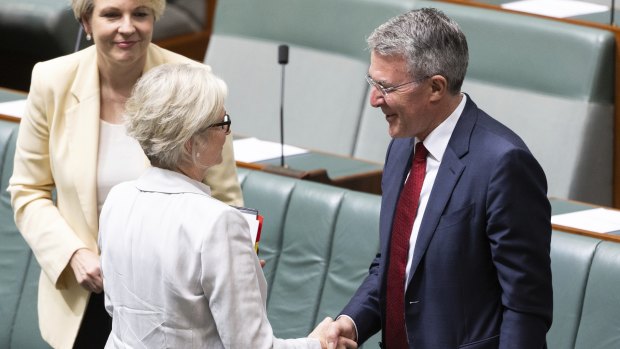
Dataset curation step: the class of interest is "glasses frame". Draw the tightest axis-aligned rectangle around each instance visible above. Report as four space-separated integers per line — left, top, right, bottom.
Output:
365 74 429 96
207 113 231 134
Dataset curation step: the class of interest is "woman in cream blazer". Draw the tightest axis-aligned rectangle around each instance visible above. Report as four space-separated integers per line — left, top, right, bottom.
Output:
8 2 242 348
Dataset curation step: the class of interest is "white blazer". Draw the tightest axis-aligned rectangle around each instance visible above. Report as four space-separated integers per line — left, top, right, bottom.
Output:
99 167 319 349
8 44 243 349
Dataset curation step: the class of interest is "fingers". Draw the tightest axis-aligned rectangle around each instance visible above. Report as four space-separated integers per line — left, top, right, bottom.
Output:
337 337 358 349
308 317 335 349
326 316 357 349
70 248 103 293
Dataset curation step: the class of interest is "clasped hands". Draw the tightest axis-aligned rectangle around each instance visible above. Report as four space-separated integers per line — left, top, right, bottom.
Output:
309 316 358 349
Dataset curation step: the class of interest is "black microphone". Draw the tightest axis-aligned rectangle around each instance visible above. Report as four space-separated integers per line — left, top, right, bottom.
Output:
278 44 289 65
278 44 289 167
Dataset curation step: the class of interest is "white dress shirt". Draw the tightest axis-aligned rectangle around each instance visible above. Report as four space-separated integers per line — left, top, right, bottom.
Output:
405 94 467 286
99 167 319 349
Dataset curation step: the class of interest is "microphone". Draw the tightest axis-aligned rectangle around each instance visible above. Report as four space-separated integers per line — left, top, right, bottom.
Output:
278 44 289 167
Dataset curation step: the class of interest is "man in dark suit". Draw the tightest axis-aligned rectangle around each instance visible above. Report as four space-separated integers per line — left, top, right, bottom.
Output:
326 8 552 349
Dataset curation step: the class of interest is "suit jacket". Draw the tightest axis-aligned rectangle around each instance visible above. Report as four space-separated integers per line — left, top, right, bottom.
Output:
99 167 318 349
342 96 552 348
8 44 243 349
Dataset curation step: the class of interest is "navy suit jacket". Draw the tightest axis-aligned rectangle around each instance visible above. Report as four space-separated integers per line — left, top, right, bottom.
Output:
342 96 552 348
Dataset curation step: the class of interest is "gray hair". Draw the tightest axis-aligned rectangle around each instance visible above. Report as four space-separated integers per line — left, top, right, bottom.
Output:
124 63 228 171
367 8 468 94
71 0 166 22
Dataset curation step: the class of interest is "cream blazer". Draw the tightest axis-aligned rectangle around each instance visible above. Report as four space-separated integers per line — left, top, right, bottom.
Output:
100 167 319 349
8 44 243 349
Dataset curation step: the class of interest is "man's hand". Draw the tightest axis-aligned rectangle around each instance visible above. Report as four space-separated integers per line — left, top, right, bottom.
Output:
310 317 357 349
326 316 358 349
69 248 103 293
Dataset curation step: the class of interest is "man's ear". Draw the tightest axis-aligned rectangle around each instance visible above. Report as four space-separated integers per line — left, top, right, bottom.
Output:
429 75 448 102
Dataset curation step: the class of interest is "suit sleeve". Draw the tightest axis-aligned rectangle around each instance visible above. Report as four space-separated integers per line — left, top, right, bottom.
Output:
8 62 86 289
200 209 319 349
486 147 553 348
339 254 382 344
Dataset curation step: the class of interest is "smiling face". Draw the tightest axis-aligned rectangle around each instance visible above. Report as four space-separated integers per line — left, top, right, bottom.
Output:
83 0 154 68
368 51 445 140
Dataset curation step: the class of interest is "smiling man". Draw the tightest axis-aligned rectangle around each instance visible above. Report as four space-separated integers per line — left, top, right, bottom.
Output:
327 8 553 349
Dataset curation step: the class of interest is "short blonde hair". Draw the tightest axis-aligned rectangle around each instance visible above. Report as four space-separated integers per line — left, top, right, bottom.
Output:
124 63 228 170
71 0 166 21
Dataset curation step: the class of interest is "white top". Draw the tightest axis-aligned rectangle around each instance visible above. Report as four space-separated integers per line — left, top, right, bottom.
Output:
99 167 320 349
96 120 146 215
405 94 467 285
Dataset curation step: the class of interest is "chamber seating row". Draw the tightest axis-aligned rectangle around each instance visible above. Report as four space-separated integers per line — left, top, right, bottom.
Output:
2 117 620 348
0 0 215 91
207 0 615 206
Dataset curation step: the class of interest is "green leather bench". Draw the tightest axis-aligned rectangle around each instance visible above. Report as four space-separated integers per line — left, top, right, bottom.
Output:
356 0 616 206
3 117 620 349
205 0 415 159
207 0 615 207
0 0 213 91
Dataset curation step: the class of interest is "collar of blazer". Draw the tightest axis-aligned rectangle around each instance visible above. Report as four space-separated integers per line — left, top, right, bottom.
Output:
62 44 163 234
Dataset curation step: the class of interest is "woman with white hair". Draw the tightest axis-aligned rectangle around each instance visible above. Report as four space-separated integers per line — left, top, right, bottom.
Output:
8 0 242 347
98 63 356 349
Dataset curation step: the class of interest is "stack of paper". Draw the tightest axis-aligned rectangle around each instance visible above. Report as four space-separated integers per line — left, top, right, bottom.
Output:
233 206 264 253
502 0 608 18
233 137 308 163
551 208 620 234
0 99 26 118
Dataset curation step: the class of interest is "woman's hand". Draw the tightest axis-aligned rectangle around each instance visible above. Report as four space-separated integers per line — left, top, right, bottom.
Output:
310 317 358 349
69 248 103 293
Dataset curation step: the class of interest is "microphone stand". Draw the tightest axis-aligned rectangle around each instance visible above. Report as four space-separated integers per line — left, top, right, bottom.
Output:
278 44 289 168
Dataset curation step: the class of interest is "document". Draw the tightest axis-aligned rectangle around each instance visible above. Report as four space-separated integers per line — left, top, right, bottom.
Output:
233 206 264 252
502 0 608 18
233 137 308 163
0 99 26 118
551 208 620 234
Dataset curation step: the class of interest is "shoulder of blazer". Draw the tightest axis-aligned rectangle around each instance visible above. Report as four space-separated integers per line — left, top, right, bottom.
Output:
144 43 207 72
32 46 96 89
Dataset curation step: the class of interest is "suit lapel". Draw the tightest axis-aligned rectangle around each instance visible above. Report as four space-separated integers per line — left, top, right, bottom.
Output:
65 48 101 233
407 97 478 282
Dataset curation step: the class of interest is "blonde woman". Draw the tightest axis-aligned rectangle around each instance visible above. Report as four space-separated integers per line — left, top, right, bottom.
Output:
8 0 242 348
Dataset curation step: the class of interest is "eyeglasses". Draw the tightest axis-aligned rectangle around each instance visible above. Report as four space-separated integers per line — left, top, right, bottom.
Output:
365 74 428 96
207 113 231 134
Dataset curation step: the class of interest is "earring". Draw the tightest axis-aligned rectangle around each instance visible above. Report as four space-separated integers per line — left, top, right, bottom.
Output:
86 33 92 41
196 152 201 158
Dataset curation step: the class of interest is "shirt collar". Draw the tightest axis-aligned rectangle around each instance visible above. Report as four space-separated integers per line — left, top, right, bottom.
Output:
135 167 212 196
416 94 467 162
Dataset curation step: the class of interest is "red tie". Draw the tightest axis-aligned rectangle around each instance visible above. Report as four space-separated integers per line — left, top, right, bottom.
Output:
385 142 428 349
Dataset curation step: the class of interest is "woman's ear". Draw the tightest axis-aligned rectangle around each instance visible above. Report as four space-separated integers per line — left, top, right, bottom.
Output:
81 17 92 38
184 138 194 154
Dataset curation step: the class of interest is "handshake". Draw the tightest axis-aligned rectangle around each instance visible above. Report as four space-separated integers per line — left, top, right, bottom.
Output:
309 316 358 349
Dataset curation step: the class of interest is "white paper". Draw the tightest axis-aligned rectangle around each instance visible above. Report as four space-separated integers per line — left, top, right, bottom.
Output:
551 208 620 234
233 137 308 163
0 99 26 119
502 0 608 18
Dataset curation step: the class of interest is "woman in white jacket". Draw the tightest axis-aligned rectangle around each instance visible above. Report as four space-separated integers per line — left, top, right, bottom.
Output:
98 63 356 349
